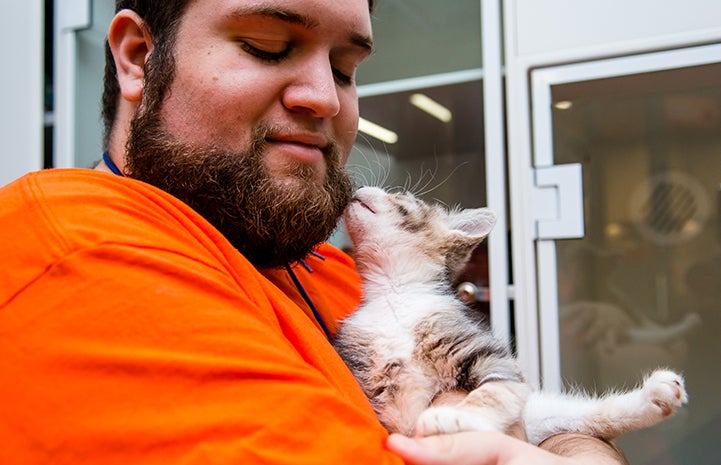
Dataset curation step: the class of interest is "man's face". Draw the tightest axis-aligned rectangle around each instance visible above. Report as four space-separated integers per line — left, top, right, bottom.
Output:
125 0 373 268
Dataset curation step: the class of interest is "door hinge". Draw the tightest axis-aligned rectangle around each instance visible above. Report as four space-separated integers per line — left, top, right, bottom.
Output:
58 0 91 32
532 163 585 240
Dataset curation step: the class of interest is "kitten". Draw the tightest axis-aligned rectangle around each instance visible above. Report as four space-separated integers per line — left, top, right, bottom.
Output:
334 186 687 444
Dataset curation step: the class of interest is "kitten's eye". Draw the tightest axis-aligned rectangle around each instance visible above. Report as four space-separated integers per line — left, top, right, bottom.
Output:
393 195 421 215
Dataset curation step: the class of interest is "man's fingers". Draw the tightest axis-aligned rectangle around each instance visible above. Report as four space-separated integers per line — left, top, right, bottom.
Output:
386 432 501 465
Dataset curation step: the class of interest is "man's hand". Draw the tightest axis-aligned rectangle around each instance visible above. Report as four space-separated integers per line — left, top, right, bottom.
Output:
386 431 629 465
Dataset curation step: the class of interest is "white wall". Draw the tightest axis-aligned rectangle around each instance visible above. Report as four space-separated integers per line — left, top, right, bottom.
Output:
512 0 721 62
72 0 114 169
0 1 44 186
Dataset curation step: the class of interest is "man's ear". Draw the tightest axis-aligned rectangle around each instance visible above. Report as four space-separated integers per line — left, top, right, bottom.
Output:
107 10 153 103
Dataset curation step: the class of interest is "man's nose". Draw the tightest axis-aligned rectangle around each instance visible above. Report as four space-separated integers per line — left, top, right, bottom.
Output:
282 56 342 118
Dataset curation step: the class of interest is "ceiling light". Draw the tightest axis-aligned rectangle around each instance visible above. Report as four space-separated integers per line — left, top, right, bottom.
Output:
357 117 399 144
409 93 452 123
554 100 573 110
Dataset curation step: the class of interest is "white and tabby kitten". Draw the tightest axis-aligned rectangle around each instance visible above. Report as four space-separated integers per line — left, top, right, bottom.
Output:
334 186 687 444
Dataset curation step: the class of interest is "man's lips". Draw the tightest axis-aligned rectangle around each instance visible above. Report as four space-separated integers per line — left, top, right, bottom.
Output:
265 134 327 164
266 133 328 150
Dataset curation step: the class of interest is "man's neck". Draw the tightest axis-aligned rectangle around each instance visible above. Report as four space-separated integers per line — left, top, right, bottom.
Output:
95 159 115 175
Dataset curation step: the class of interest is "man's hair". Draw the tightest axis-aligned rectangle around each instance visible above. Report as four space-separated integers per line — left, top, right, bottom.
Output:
101 0 376 151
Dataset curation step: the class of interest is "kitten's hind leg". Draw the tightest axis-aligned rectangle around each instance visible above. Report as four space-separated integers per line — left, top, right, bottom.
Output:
523 369 687 445
414 379 533 436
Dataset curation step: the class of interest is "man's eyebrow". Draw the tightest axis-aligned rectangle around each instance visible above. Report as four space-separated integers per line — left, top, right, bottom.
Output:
225 6 374 53
225 6 319 28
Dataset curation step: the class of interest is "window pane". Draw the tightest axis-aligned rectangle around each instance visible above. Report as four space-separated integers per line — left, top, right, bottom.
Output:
357 0 482 84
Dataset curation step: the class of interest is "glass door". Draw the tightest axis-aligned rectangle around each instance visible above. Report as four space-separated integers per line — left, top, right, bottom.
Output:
531 44 721 464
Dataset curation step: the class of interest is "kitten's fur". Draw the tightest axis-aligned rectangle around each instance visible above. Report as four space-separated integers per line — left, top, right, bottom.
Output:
334 186 687 444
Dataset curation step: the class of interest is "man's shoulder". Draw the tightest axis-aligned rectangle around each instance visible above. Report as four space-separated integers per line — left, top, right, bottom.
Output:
0 168 230 257
0 168 251 306
10 168 184 209
3 168 172 204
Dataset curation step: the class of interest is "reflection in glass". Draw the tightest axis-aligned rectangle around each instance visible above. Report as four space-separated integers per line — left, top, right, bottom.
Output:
552 63 721 464
351 80 486 208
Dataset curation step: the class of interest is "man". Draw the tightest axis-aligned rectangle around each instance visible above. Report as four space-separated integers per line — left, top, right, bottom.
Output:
0 0 627 463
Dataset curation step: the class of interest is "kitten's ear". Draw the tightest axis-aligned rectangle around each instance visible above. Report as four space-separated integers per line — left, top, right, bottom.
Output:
445 208 497 241
444 208 496 277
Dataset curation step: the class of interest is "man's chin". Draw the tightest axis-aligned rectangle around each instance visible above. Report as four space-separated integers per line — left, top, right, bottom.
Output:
272 175 327 192
125 114 350 268
264 161 326 187
270 170 325 192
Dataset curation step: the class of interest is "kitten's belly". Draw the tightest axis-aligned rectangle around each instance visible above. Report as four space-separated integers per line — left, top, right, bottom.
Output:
344 302 419 359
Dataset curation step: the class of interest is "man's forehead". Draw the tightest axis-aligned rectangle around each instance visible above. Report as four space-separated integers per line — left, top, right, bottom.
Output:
210 0 373 49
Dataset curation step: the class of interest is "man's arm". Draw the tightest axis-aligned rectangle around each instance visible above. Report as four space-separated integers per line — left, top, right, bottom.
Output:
386 431 629 465
539 433 629 465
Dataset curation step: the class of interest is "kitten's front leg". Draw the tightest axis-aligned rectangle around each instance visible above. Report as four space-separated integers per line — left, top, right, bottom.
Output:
414 380 532 436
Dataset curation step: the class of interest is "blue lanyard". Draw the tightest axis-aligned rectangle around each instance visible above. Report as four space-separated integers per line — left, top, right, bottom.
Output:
284 259 332 341
102 152 124 176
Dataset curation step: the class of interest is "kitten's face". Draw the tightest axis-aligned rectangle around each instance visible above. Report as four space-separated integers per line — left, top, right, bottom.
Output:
344 186 496 275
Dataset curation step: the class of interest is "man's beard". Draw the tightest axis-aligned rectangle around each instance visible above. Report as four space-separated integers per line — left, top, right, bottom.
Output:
124 106 353 269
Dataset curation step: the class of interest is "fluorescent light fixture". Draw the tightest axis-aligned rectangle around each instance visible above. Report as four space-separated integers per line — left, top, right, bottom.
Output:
554 100 573 110
358 117 398 144
409 93 452 123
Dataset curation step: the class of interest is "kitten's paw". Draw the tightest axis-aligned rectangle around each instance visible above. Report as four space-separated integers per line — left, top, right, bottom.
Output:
643 369 688 417
414 406 498 436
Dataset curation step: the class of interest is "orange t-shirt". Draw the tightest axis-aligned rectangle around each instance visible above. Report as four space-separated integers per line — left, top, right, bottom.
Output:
0 169 402 465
